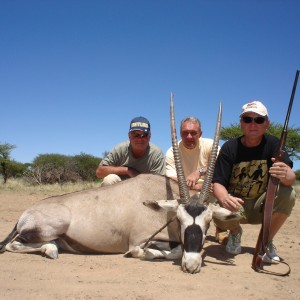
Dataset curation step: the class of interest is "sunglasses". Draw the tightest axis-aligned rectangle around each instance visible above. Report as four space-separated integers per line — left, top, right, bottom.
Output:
130 132 149 138
241 116 266 124
181 130 199 137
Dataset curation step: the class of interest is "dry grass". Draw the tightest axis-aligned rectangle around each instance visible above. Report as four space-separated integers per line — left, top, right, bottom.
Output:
1 178 299 198
0 178 100 197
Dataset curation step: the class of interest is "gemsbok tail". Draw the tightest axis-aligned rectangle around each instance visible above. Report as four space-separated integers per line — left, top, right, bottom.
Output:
0 224 18 253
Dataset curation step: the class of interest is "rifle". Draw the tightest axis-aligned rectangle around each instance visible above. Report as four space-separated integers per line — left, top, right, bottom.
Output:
252 70 299 276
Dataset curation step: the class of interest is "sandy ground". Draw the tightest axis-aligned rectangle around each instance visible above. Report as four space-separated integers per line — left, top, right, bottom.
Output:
0 190 299 300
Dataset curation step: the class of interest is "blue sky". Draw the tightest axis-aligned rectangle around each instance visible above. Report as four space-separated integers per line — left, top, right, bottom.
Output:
1 1 300 170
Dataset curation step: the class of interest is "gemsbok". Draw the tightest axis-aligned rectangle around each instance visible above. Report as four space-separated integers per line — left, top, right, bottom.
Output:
0 95 242 273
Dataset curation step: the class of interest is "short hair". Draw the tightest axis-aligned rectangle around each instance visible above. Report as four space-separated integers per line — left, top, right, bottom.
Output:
180 117 201 131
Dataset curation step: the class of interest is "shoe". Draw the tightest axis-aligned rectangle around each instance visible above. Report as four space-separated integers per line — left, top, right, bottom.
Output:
225 227 242 255
262 240 280 264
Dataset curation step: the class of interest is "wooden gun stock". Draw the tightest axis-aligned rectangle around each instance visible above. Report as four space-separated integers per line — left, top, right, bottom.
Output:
251 176 282 274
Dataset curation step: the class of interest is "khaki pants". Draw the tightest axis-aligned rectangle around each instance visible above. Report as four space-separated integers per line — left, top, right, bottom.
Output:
214 184 296 231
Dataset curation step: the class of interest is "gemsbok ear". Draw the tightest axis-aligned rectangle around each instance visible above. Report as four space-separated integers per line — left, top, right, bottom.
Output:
143 199 180 211
203 209 213 224
154 200 180 212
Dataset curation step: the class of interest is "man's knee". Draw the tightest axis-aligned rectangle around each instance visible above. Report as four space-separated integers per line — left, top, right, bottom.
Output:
213 217 240 231
100 174 122 187
274 185 296 216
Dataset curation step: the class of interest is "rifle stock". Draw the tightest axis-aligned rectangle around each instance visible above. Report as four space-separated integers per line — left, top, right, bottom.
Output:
252 70 299 275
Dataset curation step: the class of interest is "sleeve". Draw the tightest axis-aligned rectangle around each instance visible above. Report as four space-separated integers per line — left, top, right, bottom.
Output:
212 141 235 188
99 149 118 166
269 136 293 168
202 138 221 162
265 134 293 169
165 146 177 178
150 149 166 175
99 142 126 167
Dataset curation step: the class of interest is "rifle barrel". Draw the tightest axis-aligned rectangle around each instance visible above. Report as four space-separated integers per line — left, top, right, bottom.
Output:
284 70 299 131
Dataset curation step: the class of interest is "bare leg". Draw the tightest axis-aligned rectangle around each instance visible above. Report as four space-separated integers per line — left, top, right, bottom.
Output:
270 212 288 241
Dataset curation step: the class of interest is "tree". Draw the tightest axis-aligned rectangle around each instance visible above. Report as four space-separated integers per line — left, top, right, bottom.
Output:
0 142 16 183
23 164 46 185
102 151 110 158
6 160 28 178
220 122 300 161
73 153 101 181
25 153 102 184
29 153 80 184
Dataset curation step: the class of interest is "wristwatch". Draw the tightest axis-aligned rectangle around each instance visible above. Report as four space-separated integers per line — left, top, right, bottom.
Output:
198 167 206 176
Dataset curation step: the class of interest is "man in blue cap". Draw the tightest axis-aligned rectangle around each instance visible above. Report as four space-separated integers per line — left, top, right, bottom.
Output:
96 116 165 186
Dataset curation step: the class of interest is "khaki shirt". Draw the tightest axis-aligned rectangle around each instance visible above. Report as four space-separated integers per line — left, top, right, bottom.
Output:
165 137 218 180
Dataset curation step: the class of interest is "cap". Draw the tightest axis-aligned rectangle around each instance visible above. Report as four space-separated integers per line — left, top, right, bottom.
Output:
240 101 268 117
129 116 151 133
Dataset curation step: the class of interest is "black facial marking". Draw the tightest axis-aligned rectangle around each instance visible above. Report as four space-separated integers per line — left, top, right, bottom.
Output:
185 203 206 218
183 225 203 253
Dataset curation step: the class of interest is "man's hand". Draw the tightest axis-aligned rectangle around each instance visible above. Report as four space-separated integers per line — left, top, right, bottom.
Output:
186 170 201 189
127 167 140 178
269 158 296 185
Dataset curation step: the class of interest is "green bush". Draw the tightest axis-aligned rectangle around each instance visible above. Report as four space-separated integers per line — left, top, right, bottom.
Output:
295 170 300 181
25 153 102 184
73 153 101 182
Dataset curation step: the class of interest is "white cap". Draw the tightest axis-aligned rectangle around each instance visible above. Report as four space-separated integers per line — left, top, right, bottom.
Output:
240 101 268 117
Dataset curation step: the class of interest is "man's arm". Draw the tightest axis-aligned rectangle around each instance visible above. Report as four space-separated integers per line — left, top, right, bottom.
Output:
96 165 139 178
213 182 244 212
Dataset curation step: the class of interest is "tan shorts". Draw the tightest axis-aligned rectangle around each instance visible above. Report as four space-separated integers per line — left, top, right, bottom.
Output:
214 184 296 231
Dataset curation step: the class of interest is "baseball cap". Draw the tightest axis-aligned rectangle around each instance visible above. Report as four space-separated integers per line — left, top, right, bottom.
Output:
240 101 268 117
129 116 151 133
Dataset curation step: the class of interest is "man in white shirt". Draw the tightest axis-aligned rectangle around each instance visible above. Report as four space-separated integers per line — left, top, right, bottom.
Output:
165 116 227 244
165 116 217 192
